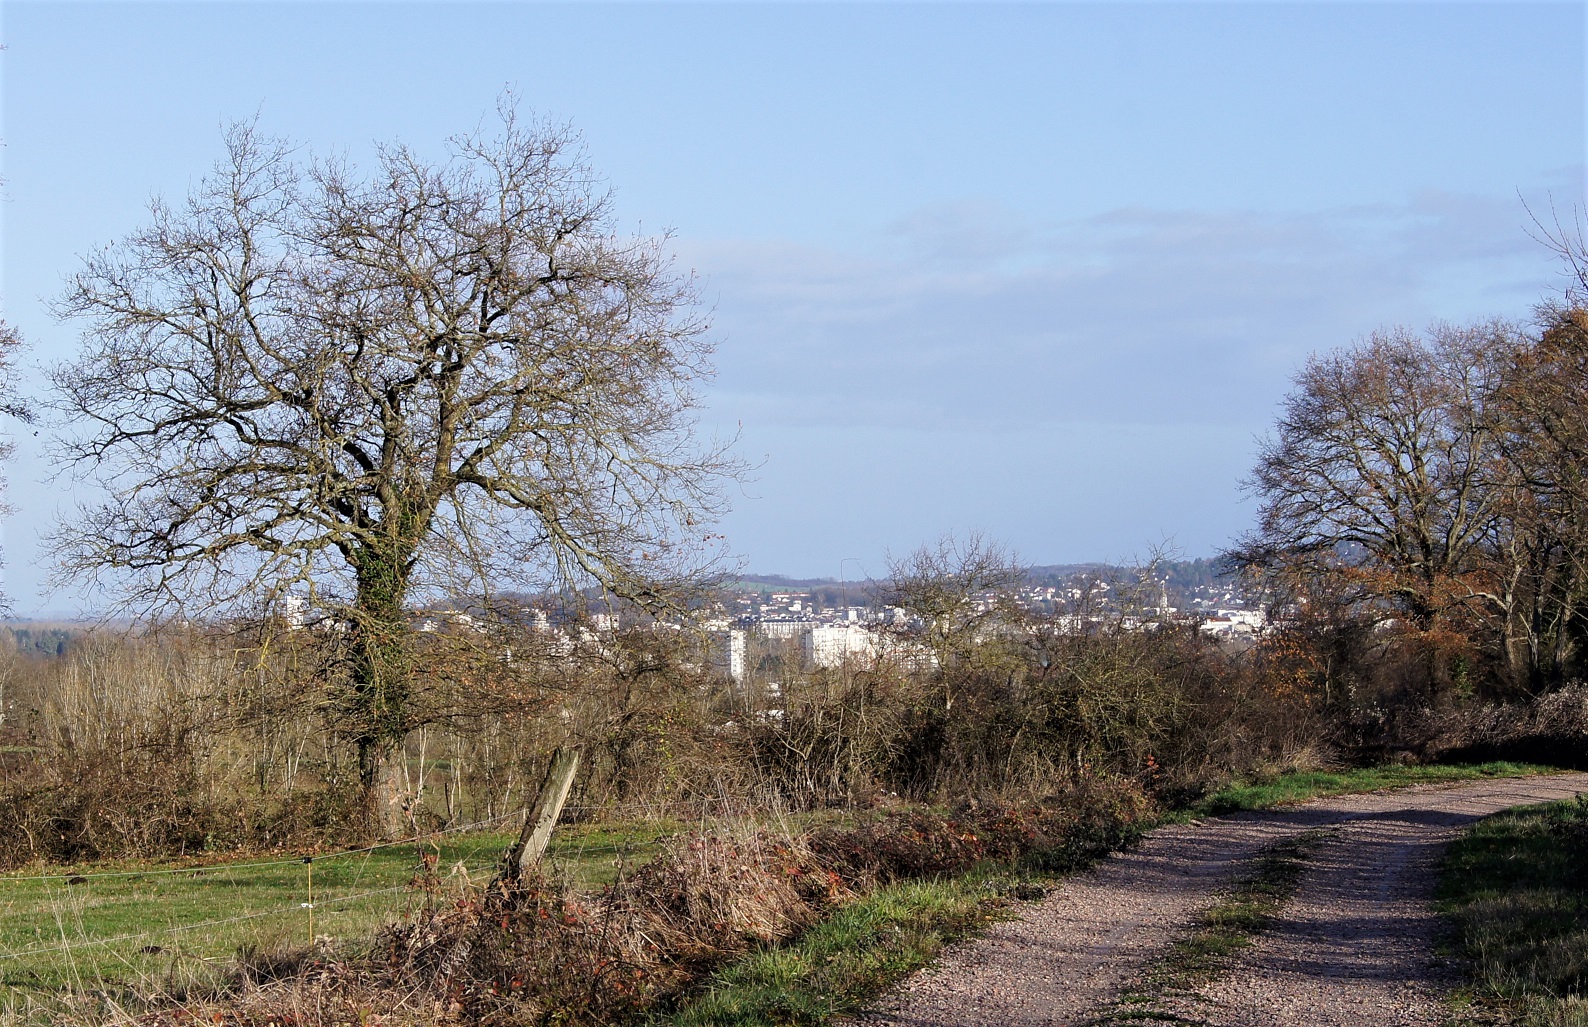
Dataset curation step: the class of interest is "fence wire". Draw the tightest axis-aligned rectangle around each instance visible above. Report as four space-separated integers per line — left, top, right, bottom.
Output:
0 794 726 968
0 807 530 884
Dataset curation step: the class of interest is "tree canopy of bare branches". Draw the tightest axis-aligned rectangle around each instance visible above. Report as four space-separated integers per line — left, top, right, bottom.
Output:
1235 323 1520 631
1233 315 1588 697
1488 308 1588 685
49 102 739 812
0 320 33 609
881 532 1026 709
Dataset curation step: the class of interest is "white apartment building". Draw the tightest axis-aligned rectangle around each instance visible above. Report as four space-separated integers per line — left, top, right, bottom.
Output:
716 628 748 682
803 623 880 668
757 616 818 639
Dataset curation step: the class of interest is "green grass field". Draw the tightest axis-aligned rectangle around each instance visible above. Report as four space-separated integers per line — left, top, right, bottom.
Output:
0 821 670 995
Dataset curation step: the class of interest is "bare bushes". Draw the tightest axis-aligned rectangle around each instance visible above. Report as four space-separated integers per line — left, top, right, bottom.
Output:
0 626 370 863
1346 683 1588 767
917 623 1324 800
1235 585 1588 766
398 831 832 1023
808 777 1156 885
143 783 1157 1027
745 621 1331 808
0 631 264 862
0 606 1342 868
1164 628 1335 782
564 628 754 811
743 665 913 808
0 622 757 865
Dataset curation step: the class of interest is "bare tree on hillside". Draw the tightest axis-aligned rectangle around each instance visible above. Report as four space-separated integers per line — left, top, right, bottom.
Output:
48 102 739 829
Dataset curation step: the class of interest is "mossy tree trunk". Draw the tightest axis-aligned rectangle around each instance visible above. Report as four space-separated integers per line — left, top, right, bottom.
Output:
349 537 419 838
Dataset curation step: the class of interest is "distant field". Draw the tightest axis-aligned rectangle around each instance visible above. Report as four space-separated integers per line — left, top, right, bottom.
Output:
0 822 670 994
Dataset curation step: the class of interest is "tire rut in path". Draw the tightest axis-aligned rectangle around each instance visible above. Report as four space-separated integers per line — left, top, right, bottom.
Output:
857 774 1588 1027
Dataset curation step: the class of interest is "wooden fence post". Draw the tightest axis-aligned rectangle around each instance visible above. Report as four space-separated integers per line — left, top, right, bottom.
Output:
500 746 582 882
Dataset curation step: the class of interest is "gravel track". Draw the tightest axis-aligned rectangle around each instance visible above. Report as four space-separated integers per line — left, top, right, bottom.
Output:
859 773 1588 1027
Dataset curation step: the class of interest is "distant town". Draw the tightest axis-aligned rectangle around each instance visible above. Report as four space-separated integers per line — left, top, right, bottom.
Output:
0 560 1267 680
693 561 1266 681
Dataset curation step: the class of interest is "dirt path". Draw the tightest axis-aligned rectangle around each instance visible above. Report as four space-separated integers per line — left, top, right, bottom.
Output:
859 773 1588 1027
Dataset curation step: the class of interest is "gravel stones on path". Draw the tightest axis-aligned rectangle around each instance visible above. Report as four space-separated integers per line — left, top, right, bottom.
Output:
858 773 1588 1027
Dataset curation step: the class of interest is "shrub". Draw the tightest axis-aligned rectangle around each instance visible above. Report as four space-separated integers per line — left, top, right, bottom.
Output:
151 781 1157 1026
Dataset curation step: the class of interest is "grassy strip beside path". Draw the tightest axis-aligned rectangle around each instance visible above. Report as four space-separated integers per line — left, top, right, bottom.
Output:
1188 760 1553 817
668 762 1561 1027
661 868 1035 1027
1440 795 1588 1026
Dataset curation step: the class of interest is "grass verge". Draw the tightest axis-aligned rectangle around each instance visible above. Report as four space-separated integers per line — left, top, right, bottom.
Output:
657 867 1036 1027
1188 761 1555 817
1082 829 1331 1025
1439 794 1588 1027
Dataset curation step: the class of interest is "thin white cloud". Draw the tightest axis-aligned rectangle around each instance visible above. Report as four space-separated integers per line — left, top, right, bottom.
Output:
692 184 1579 435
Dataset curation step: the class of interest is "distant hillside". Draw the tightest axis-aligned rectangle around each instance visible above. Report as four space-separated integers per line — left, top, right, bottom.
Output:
726 574 850 593
732 557 1235 606
738 557 1229 590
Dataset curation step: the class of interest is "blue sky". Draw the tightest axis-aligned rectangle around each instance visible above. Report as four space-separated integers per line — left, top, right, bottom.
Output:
2 2 1584 613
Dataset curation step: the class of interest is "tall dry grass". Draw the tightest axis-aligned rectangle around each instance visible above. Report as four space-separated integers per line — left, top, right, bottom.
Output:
0 605 1354 866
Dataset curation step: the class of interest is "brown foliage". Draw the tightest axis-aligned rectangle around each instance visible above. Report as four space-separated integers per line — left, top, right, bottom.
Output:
1235 310 1588 703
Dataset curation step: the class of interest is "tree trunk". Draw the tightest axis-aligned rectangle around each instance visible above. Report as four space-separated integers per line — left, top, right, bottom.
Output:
349 539 417 838
356 738 413 840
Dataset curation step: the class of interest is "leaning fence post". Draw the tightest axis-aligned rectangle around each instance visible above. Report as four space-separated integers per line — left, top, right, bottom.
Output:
501 746 582 883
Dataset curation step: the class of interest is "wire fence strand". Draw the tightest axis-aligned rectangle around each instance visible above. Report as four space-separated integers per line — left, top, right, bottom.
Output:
0 793 752 886
0 883 437 963
0 807 531 885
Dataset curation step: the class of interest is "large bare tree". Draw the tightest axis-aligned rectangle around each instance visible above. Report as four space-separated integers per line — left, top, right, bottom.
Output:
49 104 737 821
1490 307 1588 685
1230 323 1524 699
